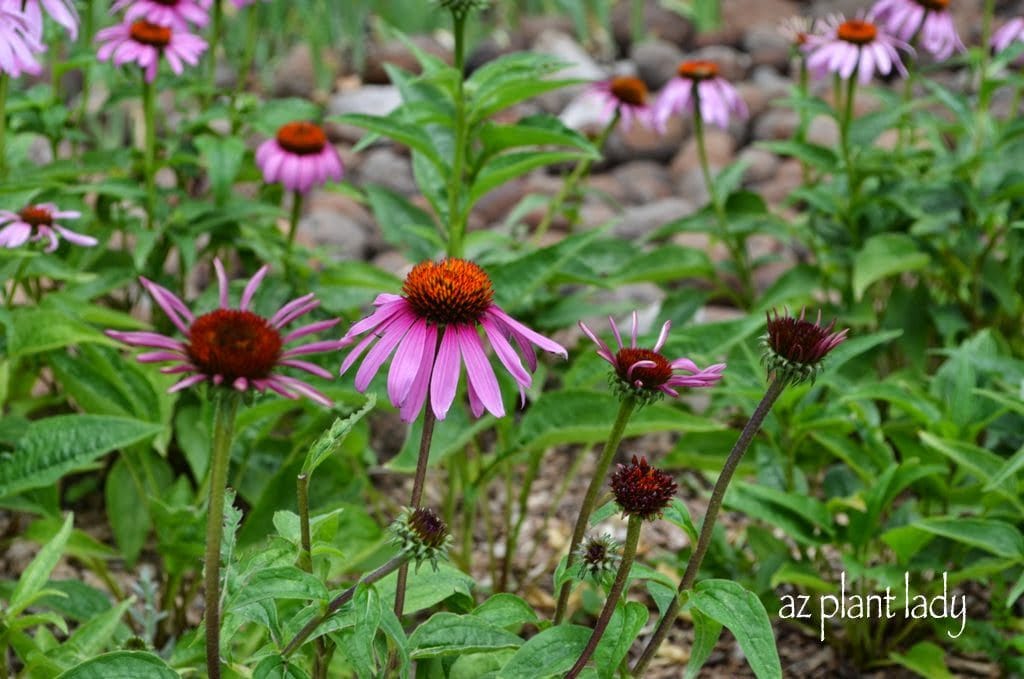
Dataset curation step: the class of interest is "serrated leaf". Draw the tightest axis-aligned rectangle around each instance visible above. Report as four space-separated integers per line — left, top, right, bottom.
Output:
55 651 179 679
227 567 328 609
9 513 73 617
0 416 162 499
689 580 781 679
409 612 523 659
346 584 382 679
302 394 377 475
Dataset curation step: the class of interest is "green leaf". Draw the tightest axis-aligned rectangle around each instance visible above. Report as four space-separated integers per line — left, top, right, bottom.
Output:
515 389 722 452
451 650 517 679
363 185 442 262
8 513 73 617
918 432 1024 513
346 584 382 679
55 651 179 679
592 601 647 678
61 598 133 660
478 116 597 160
469 151 588 208
375 562 474 614
684 609 723 679
610 245 713 284
498 625 590 679
852 234 930 301
227 567 328 609
302 394 377 476
195 135 247 204
6 308 116 358
912 517 1024 559
332 113 444 169
471 594 539 631
757 139 837 170
0 416 163 499
104 458 150 567
986 442 1024 490
409 612 523 659
487 229 603 311
689 580 781 679
253 655 311 679
889 641 953 679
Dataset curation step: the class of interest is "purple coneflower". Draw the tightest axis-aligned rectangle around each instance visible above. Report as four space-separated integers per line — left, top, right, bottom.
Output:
804 15 910 84
871 0 963 60
256 121 344 195
111 0 209 29
592 75 657 132
992 17 1024 57
107 258 344 407
96 19 207 82
21 0 78 39
579 311 725 402
340 258 567 422
654 60 748 131
0 203 95 252
0 2 44 77
762 307 849 385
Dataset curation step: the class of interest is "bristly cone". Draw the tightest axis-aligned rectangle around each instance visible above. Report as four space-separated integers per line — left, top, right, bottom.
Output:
610 455 677 521
391 507 452 572
575 533 622 582
761 307 848 386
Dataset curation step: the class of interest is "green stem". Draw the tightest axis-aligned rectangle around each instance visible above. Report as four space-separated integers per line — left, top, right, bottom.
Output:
0 73 8 180
535 111 619 242
297 473 328 678
203 391 241 679
286 189 303 273
5 256 29 310
394 393 438 617
693 98 753 306
632 378 786 677
283 554 407 657
142 76 157 230
796 56 810 184
554 396 636 624
446 13 469 258
566 515 643 679
630 0 645 47
207 0 223 103
234 3 260 100
838 73 859 244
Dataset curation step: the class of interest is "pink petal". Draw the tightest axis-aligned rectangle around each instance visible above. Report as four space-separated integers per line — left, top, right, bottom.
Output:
429 327 461 420
457 325 504 418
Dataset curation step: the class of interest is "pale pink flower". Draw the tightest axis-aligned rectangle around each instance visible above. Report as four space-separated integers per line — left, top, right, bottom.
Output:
804 15 911 84
21 0 78 39
654 60 747 130
0 203 95 252
110 0 209 29
340 258 567 422
992 18 1024 59
579 311 725 399
255 121 344 194
107 259 345 407
591 75 658 132
0 2 44 77
96 19 207 83
871 0 963 61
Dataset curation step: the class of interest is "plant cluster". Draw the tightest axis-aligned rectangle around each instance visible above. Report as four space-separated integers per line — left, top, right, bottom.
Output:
0 0 1022 678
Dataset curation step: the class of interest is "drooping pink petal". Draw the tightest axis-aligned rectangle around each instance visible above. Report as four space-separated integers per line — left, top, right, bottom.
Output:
388 318 429 407
399 323 437 422
430 327 462 420
457 324 504 418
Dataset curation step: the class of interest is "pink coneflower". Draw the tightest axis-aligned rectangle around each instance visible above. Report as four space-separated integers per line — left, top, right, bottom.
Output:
804 15 911 84
761 307 848 386
654 60 748 131
107 259 344 407
340 258 567 422
871 0 963 60
0 3 44 77
592 75 658 132
96 19 207 83
579 311 725 402
21 0 78 39
992 17 1024 58
256 121 345 195
0 203 95 252
110 0 209 29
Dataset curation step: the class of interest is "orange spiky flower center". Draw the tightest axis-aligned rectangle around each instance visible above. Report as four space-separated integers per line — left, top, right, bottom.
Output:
186 309 283 382
615 348 673 388
402 258 494 325
129 20 172 48
609 76 648 106
18 205 53 227
837 20 878 45
677 60 720 81
275 121 328 155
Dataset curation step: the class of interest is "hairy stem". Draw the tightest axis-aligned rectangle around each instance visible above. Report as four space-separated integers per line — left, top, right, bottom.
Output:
566 515 643 679
203 391 241 679
632 378 786 676
554 396 636 623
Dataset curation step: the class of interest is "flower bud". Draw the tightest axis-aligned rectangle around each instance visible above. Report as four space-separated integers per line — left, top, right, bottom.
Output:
761 307 848 386
575 533 621 582
610 455 677 521
391 507 452 572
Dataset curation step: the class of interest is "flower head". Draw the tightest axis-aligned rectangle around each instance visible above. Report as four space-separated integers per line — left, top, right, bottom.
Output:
592 76 658 133
107 258 345 406
761 307 848 386
0 2 44 77
0 203 95 252
110 0 210 29
992 18 1024 60
870 0 963 60
575 533 621 582
255 121 344 195
96 19 207 83
21 0 78 39
610 455 677 521
654 60 748 131
437 0 487 18
804 14 911 84
391 507 452 572
579 311 725 405
340 258 567 423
